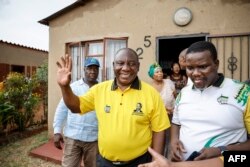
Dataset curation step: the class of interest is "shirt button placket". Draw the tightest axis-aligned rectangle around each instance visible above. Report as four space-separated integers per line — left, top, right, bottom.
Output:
120 93 124 105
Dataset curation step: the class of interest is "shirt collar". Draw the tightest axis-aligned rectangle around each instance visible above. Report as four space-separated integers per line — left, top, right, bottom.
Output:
192 73 224 89
81 78 99 87
213 73 224 87
111 76 141 90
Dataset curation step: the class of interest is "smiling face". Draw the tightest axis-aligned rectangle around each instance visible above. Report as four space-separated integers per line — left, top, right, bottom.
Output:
186 50 219 89
113 48 140 88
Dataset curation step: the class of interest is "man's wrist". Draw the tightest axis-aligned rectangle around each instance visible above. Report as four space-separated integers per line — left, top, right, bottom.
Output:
217 146 227 155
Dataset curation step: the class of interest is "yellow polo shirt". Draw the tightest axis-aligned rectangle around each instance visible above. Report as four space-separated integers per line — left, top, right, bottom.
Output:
79 77 170 161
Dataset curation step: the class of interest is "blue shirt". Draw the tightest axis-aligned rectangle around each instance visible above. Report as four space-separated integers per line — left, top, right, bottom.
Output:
53 79 98 142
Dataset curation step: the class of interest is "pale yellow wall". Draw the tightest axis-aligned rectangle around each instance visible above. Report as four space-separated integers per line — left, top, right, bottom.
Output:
47 0 250 137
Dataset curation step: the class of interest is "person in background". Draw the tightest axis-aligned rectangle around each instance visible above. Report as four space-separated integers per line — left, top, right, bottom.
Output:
178 48 188 70
53 58 100 167
148 63 176 114
167 62 187 95
148 63 176 158
138 147 223 167
56 48 170 167
178 48 192 87
178 48 188 76
171 41 250 162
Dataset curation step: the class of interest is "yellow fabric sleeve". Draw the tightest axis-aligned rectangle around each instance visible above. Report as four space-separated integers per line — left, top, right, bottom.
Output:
244 97 250 134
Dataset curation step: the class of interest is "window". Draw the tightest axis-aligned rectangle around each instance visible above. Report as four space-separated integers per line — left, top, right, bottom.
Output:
11 65 25 74
70 44 83 82
86 42 104 82
105 39 127 79
68 38 127 82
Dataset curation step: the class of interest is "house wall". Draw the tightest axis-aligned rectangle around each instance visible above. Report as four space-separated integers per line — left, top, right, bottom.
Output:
47 0 250 137
0 41 48 80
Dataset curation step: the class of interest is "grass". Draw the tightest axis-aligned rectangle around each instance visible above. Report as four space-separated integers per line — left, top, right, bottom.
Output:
0 131 60 167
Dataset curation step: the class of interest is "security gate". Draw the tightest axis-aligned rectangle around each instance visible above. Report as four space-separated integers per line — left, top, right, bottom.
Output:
208 33 250 82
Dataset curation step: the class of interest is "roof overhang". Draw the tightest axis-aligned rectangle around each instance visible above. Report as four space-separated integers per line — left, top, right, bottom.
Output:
38 0 88 26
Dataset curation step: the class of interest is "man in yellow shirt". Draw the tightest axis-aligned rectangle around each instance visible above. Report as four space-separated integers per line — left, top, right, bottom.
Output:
56 48 170 166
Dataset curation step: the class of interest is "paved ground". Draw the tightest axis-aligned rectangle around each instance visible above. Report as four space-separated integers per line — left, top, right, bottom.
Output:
30 139 63 165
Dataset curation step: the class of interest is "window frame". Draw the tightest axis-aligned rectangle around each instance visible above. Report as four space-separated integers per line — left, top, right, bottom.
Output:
66 37 128 82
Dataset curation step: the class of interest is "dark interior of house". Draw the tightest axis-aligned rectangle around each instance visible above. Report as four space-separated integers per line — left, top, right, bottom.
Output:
158 36 205 77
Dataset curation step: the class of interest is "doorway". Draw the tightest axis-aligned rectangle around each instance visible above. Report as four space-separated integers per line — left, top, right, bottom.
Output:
156 34 207 77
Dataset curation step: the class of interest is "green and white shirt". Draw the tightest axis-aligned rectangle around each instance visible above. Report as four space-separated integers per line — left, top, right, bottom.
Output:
172 74 250 160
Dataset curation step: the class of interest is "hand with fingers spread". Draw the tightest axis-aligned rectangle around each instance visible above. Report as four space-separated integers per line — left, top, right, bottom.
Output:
54 133 64 150
170 139 186 162
138 147 170 167
56 54 72 87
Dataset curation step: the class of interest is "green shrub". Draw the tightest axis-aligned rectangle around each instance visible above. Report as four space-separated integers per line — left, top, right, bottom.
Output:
1 72 40 131
0 101 15 133
35 60 48 123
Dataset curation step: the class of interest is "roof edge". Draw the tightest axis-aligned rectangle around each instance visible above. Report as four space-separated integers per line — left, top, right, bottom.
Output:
38 0 87 26
0 40 48 53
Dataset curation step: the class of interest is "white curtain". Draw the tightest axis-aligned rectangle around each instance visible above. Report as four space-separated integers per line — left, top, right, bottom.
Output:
105 39 126 80
87 42 103 81
71 46 79 82
70 45 84 82
88 43 103 55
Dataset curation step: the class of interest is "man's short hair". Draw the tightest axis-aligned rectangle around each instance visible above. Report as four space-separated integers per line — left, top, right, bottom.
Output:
187 41 218 61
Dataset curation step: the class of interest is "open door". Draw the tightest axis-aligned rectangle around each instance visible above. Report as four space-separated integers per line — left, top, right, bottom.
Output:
156 34 207 77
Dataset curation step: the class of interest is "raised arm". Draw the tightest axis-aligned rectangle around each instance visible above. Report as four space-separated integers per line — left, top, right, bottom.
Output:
56 54 81 113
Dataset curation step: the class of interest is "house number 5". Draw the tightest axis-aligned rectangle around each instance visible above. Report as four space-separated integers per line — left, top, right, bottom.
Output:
136 35 152 58
144 35 151 48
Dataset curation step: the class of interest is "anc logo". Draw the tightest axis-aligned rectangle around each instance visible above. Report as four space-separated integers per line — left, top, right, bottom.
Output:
104 105 111 113
217 95 229 104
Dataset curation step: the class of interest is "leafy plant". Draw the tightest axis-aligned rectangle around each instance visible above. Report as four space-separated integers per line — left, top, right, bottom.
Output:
1 72 40 131
35 60 48 123
0 101 15 133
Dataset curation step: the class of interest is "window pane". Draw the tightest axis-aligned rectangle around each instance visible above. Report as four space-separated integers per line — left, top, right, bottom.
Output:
88 43 103 55
105 39 126 80
70 46 80 82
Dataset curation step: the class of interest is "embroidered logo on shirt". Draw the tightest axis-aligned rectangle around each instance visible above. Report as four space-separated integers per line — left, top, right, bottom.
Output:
217 95 229 104
235 84 250 106
104 105 111 113
132 103 143 116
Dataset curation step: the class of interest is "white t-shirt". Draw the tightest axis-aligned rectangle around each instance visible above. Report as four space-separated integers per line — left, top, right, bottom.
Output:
172 77 250 160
